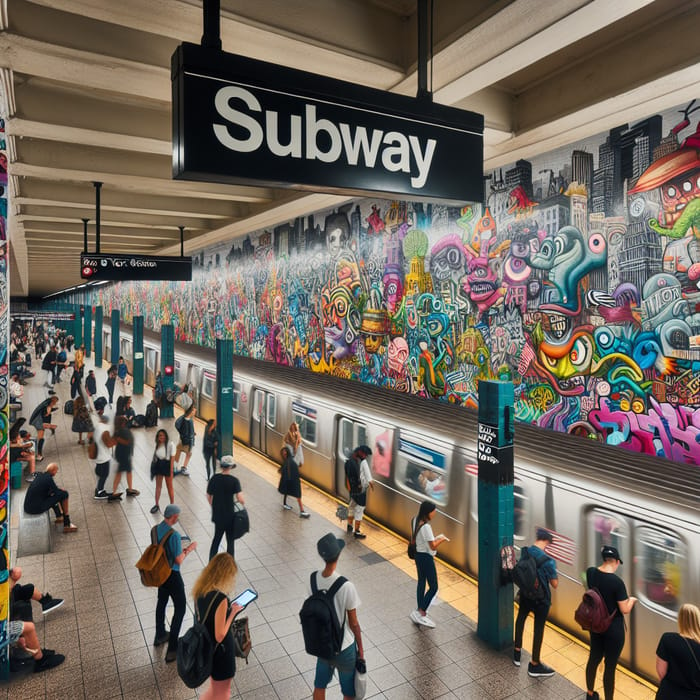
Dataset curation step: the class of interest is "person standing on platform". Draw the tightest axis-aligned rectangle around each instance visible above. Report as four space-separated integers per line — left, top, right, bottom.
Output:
41 345 57 393
345 446 373 539
308 533 365 700
153 504 197 663
85 369 97 408
174 405 196 476
655 603 700 699
91 397 121 501
202 418 218 480
111 415 139 497
105 364 117 409
117 355 129 394
24 463 78 533
54 344 67 383
69 365 82 400
278 446 310 518
74 343 85 378
28 395 59 462
71 395 93 445
206 455 245 560
585 546 637 700
284 422 304 469
513 528 558 677
191 553 243 700
150 429 175 514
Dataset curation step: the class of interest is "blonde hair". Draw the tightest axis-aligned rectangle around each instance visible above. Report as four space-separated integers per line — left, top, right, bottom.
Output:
191 553 238 601
284 423 301 448
678 603 700 643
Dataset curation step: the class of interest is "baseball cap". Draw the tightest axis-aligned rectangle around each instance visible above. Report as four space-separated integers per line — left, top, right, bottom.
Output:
164 504 181 518
94 397 108 411
317 533 345 562
601 545 623 564
220 455 236 468
536 527 554 543
356 445 373 456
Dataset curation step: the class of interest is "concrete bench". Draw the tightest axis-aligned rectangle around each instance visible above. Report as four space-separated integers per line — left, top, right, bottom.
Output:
16 509 54 558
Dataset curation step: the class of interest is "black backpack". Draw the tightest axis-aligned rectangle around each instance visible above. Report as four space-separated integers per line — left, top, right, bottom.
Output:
299 572 347 659
132 414 145 428
144 402 158 428
511 547 549 601
64 400 73 415
177 593 220 688
344 457 362 494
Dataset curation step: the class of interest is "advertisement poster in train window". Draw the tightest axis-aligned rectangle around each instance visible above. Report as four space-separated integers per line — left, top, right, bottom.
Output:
398 438 448 504
371 429 393 478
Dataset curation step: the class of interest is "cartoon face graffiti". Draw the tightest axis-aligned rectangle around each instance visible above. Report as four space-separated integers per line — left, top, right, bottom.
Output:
387 337 409 375
430 234 464 281
383 267 403 313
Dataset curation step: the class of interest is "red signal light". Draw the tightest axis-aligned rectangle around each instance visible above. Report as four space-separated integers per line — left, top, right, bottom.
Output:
164 365 174 376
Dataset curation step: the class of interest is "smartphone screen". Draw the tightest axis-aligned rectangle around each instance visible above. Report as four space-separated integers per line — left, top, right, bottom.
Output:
232 588 258 609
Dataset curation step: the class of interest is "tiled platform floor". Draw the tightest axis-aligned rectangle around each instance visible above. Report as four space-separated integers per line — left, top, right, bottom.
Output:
5 354 657 699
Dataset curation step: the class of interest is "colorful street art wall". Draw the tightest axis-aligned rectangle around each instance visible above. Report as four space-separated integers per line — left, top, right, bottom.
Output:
96 100 700 466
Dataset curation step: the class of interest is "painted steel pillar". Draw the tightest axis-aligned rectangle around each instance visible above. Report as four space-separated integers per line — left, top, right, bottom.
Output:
94 306 103 367
74 304 83 346
83 304 92 358
160 324 175 419
216 339 234 456
132 316 144 395
477 380 515 650
110 310 120 366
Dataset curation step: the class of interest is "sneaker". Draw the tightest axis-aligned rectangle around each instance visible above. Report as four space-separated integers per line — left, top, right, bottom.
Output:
63 524 78 534
513 649 521 667
26 474 36 483
34 653 65 673
410 610 422 624
282 504 293 511
94 490 109 500
347 525 353 534
153 632 170 647
107 493 122 501
150 504 160 514
353 531 367 539
416 614 436 628
300 511 311 518
179 468 190 477
126 489 140 496
587 693 600 700
528 662 555 678
40 595 64 615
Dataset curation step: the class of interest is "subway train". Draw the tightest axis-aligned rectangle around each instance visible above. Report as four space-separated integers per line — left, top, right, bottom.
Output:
105 323 699 684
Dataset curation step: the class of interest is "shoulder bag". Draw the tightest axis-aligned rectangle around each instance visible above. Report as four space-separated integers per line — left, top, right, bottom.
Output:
407 518 424 560
232 494 249 540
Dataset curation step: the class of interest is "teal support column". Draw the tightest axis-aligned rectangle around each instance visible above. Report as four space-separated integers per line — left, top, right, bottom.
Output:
110 310 120 366
94 306 103 367
83 305 92 358
133 316 144 396
477 380 515 650
74 305 83 346
216 339 234 456
160 324 175 419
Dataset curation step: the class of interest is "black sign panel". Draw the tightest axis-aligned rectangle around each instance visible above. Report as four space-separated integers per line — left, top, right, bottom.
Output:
172 43 483 203
477 421 514 486
80 253 192 282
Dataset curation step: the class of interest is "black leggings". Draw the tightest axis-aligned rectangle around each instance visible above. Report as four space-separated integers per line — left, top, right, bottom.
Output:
586 622 625 699
514 597 550 663
209 521 235 561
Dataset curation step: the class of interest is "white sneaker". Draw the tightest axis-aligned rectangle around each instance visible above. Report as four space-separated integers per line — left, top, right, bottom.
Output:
179 468 190 476
410 610 422 625
417 614 436 628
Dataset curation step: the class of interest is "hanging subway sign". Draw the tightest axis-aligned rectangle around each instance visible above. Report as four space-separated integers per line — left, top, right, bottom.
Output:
80 253 192 281
172 43 483 202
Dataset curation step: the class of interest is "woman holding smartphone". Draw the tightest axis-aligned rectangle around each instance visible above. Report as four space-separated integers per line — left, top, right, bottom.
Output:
410 500 448 628
191 553 243 700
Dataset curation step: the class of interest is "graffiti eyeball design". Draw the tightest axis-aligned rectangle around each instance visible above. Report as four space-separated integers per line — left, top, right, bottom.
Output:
588 233 606 255
504 255 530 283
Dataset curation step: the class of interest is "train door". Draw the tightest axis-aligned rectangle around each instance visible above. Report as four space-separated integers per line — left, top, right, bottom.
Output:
631 525 686 679
586 509 633 666
187 365 201 408
250 388 276 454
335 417 367 499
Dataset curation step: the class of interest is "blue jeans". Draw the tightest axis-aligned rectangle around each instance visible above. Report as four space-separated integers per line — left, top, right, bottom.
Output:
415 552 438 612
314 642 357 696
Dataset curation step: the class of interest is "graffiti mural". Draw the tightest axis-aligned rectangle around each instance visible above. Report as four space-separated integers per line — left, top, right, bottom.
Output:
94 100 700 466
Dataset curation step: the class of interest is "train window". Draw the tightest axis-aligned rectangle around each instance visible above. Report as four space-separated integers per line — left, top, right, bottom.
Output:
635 527 686 614
146 349 156 372
339 419 354 459
587 509 629 579
514 481 529 542
266 394 276 428
232 382 241 412
252 390 264 423
294 412 317 445
201 374 215 399
395 440 448 505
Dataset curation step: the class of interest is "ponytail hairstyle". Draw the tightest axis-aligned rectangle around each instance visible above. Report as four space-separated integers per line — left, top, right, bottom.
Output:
417 500 436 524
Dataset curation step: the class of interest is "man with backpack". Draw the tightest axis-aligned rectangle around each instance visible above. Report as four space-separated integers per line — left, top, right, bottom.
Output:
302 533 365 700
153 504 197 663
345 446 373 539
174 405 196 476
512 528 558 678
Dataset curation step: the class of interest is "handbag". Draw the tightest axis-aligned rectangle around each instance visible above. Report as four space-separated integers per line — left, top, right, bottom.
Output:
232 616 252 663
407 519 424 560
232 498 249 540
354 657 367 700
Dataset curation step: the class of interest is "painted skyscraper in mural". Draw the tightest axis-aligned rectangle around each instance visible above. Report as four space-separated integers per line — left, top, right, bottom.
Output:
96 100 700 466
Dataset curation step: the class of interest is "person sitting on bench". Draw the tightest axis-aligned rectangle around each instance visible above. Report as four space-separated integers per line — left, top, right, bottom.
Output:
10 566 64 619
24 463 78 533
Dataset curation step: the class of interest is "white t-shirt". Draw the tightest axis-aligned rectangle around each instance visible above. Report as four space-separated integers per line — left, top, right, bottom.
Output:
412 517 436 557
95 421 113 464
359 459 373 491
154 441 175 460
309 571 361 652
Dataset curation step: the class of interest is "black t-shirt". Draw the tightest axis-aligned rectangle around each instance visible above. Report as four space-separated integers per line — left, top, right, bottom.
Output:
586 567 627 629
207 473 241 525
656 632 700 699
114 428 134 464
24 472 60 514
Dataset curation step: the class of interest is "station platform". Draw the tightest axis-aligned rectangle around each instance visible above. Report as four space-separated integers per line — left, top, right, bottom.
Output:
5 357 657 699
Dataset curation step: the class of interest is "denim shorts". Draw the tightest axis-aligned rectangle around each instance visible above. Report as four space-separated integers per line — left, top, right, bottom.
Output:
314 642 356 696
